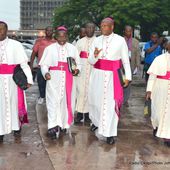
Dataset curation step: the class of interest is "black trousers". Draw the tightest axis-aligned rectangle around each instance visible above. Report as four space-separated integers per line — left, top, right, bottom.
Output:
37 68 46 98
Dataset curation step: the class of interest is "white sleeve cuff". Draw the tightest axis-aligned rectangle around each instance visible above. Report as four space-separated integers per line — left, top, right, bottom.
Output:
146 74 156 92
41 65 49 79
20 62 33 84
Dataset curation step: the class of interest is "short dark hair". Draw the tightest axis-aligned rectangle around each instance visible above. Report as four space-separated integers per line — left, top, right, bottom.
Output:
85 22 95 28
124 25 132 30
151 32 158 36
45 26 53 30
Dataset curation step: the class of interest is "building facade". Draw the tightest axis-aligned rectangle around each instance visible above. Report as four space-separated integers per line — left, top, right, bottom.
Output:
20 0 67 30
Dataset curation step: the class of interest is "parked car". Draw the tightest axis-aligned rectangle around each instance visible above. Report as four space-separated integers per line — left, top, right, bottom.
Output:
165 36 170 42
22 42 33 50
22 43 38 81
19 39 36 45
22 43 38 68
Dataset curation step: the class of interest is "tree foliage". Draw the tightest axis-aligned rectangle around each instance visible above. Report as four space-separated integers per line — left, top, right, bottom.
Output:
53 0 170 41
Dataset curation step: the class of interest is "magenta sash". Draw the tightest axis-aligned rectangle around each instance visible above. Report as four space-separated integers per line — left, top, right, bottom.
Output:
0 64 28 125
94 59 123 117
50 62 73 125
80 51 88 58
157 72 170 80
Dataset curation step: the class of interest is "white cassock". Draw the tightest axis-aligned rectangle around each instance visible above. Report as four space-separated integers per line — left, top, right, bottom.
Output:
0 37 33 135
39 42 81 129
147 52 170 139
88 33 132 137
75 36 96 113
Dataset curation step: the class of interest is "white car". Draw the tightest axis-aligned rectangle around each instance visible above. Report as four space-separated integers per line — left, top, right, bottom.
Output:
22 43 38 68
165 36 170 43
22 42 33 50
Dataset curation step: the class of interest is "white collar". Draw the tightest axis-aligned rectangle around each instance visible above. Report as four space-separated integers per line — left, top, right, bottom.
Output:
103 33 114 39
56 42 67 48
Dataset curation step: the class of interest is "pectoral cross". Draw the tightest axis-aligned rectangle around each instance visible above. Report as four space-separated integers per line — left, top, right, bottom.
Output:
60 65 64 71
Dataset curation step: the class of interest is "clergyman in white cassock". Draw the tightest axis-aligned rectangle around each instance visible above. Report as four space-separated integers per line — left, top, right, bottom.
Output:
146 42 170 147
39 26 81 139
0 21 33 142
88 18 132 144
74 23 96 123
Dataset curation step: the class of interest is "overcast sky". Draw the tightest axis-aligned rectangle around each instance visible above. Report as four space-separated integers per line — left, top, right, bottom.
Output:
0 0 20 30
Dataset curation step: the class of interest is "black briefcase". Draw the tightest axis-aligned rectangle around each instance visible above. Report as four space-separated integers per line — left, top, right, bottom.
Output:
67 57 77 74
117 68 125 86
13 65 28 90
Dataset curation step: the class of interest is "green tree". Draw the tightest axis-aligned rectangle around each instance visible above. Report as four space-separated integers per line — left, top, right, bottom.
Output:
103 0 170 40
53 0 170 41
53 0 108 41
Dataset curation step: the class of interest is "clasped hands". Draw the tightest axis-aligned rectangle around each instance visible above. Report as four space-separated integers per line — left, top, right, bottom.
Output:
45 69 79 80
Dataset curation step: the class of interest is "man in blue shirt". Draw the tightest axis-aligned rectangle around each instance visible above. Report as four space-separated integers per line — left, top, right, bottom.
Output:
144 32 162 82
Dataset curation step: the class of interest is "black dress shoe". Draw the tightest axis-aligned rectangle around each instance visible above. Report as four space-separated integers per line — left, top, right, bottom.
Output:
14 128 21 137
61 128 67 133
74 112 83 123
54 126 59 132
107 137 115 145
90 124 98 132
153 127 158 137
48 127 57 140
84 113 91 123
0 135 4 143
164 141 170 147
51 134 57 140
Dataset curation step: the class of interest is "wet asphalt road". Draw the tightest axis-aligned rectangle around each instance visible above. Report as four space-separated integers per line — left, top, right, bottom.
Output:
1 72 170 170
0 83 54 170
